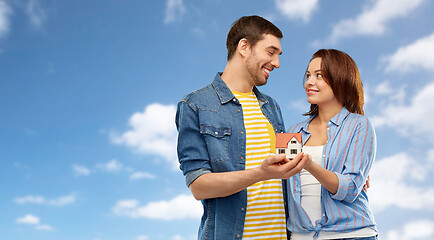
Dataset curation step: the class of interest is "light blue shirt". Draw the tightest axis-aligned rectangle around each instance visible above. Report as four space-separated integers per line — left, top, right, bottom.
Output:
286 107 377 238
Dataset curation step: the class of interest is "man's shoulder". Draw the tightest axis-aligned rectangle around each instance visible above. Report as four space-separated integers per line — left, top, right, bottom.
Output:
180 83 215 102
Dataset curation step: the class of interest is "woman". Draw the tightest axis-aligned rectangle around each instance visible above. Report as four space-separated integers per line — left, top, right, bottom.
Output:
286 49 377 240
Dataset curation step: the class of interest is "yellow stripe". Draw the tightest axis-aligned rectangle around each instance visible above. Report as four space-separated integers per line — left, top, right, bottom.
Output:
233 91 286 240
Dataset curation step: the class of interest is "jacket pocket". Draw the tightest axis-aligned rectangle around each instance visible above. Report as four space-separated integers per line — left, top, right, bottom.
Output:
200 125 231 165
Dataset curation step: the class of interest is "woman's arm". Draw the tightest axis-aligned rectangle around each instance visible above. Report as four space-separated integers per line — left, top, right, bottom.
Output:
305 116 376 202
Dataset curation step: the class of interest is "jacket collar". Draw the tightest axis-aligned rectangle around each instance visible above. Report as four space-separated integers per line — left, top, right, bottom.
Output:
211 72 268 105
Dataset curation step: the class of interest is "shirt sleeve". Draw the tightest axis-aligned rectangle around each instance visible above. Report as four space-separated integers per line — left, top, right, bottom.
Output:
175 100 213 186
332 116 377 202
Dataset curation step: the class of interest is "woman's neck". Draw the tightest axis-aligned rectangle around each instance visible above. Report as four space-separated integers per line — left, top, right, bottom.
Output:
317 102 343 125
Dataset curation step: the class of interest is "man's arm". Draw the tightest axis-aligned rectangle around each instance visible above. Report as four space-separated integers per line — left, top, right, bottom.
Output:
190 153 309 200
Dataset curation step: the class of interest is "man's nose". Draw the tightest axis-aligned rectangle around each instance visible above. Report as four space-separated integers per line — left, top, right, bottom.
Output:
272 56 280 69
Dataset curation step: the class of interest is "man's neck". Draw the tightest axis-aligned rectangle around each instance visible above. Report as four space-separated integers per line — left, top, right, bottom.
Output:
221 63 254 93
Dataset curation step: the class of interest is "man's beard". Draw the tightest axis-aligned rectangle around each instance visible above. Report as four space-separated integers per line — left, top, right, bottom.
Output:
246 59 267 87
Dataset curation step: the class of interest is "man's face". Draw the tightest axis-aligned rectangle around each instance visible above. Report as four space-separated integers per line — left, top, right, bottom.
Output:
245 34 282 87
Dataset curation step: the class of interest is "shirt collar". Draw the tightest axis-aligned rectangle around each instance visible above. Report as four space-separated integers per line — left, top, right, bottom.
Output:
211 72 268 105
330 107 350 126
299 107 350 133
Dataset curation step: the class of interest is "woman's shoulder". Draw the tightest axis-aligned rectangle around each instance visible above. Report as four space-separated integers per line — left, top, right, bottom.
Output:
287 118 311 133
345 112 375 131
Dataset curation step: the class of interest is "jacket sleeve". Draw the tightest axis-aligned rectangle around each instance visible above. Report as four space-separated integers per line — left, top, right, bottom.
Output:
175 100 212 186
332 116 377 202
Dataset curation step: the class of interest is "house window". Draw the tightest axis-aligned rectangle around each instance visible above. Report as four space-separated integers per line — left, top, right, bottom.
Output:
279 149 286 154
290 149 297 154
291 140 297 144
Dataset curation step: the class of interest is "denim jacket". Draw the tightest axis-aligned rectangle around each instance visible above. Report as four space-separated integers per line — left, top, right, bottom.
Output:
175 73 286 240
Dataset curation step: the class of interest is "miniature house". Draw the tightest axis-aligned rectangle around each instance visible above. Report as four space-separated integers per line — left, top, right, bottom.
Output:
275 133 302 159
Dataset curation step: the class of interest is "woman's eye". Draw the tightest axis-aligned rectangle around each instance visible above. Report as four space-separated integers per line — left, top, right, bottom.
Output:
317 73 322 78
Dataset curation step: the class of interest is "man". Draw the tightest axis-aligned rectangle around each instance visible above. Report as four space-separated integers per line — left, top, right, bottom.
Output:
175 15 309 240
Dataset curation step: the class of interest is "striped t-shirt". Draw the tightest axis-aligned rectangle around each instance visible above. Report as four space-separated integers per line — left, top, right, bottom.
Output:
233 91 287 240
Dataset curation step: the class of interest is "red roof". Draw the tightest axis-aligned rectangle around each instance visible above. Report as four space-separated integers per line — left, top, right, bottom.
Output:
275 133 302 148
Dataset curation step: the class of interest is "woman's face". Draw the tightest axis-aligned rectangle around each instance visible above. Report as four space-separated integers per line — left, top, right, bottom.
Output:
304 58 337 106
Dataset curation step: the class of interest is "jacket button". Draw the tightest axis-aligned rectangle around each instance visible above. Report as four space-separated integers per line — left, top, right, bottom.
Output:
237 234 240 238
241 207 245 211
240 131 244 134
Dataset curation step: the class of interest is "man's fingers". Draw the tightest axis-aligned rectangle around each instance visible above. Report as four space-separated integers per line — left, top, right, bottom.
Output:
282 153 310 178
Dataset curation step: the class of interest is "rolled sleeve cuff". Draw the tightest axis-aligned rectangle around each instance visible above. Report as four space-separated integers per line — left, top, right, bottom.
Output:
185 168 212 187
332 172 350 201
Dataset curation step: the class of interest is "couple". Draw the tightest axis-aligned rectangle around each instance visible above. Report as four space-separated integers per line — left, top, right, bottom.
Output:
175 15 377 240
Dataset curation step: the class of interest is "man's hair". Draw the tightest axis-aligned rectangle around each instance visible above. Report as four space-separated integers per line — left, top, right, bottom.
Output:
226 15 283 61
304 49 365 116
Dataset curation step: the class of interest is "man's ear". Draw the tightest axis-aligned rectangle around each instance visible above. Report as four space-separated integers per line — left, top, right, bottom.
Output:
237 38 250 58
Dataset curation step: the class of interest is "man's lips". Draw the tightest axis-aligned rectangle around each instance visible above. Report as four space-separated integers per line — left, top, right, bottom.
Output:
263 68 271 78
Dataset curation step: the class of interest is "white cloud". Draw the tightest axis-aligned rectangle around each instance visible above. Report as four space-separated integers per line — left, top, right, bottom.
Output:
111 103 178 170
0 0 12 38
129 171 155 180
73 164 91 176
16 214 40 224
369 152 434 212
172 235 186 240
371 82 434 142
383 32 434 73
275 0 319 23
372 80 406 104
315 0 425 45
192 27 205 39
25 0 47 29
15 214 55 232
35 224 54 231
289 99 309 112
15 195 45 204
384 220 434 240
112 194 202 220
96 159 123 173
136 235 149 240
15 194 76 207
164 0 186 24
47 194 76 206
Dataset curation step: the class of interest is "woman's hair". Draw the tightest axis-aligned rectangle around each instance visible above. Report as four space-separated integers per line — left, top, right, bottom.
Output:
226 15 283 61
304 49 364 116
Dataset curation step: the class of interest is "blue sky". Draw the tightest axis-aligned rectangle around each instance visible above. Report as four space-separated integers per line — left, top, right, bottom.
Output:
1 0 434 239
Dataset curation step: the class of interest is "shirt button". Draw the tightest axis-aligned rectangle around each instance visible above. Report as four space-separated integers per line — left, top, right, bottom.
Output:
327 127 330 130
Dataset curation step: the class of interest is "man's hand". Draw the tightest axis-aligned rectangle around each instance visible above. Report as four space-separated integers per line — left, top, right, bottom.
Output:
259 152 309 180
363 175 371 192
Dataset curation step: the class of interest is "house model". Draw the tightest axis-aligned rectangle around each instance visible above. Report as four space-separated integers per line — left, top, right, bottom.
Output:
275 133 302 159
